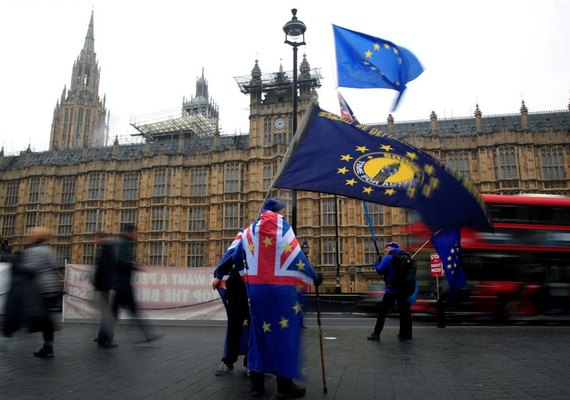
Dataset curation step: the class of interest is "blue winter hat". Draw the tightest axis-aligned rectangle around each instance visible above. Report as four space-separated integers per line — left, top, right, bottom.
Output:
385 241 400 249
262 198 286 212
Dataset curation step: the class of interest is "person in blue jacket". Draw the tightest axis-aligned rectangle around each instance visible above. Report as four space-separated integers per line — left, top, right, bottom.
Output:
367 241 413 342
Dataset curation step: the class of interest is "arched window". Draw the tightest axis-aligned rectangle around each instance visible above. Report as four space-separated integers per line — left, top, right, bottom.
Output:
541 146 566 180
446 151 471 178
493 147 519 180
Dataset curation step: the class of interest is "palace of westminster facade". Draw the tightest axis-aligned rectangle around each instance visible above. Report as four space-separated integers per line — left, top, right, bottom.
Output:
1 13 569 293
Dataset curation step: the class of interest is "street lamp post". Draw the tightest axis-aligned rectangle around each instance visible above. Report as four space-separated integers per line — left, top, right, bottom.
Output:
283 8 306 232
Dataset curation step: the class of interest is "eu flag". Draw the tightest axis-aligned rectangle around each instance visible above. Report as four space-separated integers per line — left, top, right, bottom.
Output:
273 104 491 233
430 228 466 300
334 25 424 109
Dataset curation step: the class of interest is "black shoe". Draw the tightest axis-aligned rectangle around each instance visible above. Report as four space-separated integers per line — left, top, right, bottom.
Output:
98 341 118 348
251 386 265 398
367 334 380 341
33 346 54 358
278 382 306 399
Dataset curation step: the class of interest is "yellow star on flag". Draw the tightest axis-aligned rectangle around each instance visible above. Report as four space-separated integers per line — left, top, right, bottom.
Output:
407 186 417 198
293 302 302 314
373 43 380 51
263 236 272 247
346 179 356 186
243 319 249 326
385 188 395 196
406 152 417 160
363 187 374 194
424 164 435 175
262 321 271 333
279 317 289 329
248 243 254 252
393 48 399 55
283 243 292 253
337 167 349 174
340 154 353 162
296 260 306 271
384 43 390 50
380 144 393 152
356 145 369 153
365 49 372 58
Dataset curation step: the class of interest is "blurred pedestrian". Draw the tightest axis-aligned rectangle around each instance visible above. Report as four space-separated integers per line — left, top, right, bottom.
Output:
367 241 413 342
93 231 117 347
111 224 159 343
2 250 24 340
19 227 60 358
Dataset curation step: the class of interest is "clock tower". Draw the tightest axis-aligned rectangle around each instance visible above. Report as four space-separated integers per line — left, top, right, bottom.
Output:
236 55 321 148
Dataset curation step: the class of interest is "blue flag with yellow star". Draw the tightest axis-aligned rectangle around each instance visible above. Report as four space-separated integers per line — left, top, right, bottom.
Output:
273 105 491 233
334 25 424 110
430 228 466 300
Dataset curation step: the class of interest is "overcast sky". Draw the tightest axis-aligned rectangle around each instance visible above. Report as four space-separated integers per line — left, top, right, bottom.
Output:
1 0 568 154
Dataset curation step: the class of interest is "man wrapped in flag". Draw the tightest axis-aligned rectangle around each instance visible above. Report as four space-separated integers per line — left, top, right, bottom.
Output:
214 198 322 398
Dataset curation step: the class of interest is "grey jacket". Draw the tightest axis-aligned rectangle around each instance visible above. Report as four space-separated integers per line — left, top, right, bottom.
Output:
21 243 60 296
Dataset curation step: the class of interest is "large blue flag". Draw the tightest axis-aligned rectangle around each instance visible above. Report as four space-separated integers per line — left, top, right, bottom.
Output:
333 25 424 110
430 228 466 300
273 104 491 233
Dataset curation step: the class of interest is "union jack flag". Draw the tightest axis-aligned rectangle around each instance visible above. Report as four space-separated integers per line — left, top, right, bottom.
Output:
337 89 359 123
240 210 317 378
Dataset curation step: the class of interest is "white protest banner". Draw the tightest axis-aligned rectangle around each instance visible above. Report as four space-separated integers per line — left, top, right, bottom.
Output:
62 264 226 321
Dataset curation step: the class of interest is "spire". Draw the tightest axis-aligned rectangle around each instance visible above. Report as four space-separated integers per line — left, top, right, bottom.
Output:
195 67 208 99
251 59 262 84
299 54 311 79
475 104 483 134
474 103 482 118
83 11 95 54
520 100 529 130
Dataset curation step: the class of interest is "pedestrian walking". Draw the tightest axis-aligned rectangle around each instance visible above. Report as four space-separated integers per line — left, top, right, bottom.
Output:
111 224 160 344
19 227 60 357
93 231 117 347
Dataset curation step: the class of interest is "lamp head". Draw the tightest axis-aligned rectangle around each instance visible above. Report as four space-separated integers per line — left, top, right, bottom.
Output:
283 8 306 43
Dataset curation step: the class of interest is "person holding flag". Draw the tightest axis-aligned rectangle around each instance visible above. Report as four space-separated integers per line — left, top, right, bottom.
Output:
214 198 322 398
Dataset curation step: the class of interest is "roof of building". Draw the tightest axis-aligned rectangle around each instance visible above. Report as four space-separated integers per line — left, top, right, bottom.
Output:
370 110 570 138
0 134 249 170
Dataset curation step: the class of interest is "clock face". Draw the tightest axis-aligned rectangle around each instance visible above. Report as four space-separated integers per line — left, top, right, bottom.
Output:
274 118 286 130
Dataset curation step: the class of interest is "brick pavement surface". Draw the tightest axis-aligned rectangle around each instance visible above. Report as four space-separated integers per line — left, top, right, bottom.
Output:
1 317 570 400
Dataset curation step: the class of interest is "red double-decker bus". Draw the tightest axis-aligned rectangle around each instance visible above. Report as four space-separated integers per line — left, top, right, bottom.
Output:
402 194 570 320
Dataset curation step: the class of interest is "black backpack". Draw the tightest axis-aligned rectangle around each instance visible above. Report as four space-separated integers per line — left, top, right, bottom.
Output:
390 251 417 297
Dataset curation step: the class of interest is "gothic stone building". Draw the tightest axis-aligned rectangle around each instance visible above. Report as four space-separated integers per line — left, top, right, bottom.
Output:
1 15 569 293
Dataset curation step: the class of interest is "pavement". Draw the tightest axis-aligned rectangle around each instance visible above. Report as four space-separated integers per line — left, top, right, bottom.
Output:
1 315 570 400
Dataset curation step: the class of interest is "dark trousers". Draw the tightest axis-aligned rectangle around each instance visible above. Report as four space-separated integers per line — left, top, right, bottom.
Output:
250 371 294 391
41 296 58 345
372 292 412 338
96 290 114 343
223 299 248 366
111 288 153 341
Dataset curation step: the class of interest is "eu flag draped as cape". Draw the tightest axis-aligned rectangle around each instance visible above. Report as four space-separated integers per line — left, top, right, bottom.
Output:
273 104 491 234
240 210 317 378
